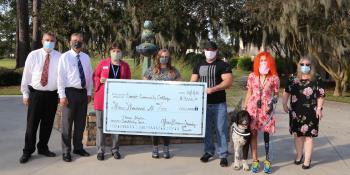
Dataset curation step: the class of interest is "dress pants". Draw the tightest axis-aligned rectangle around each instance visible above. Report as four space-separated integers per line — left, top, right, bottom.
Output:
23 86 58 155
61 88 88 154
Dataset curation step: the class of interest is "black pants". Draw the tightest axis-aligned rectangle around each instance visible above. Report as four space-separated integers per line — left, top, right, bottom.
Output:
23 87 58 155
61 88 88 154
152 136 170 146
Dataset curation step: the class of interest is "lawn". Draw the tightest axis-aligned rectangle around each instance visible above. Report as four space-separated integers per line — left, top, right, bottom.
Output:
0 58 16 69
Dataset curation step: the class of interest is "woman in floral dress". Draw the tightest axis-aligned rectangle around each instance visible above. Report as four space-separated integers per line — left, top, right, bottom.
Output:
282 56 325 169
243 52 280 173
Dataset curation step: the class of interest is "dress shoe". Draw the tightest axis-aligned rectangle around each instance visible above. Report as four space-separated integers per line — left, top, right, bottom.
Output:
19 154 31 164
112 151 121 159
97 153 104 161
73 149 90 157
200 153 213 162
38 150 56 157
62 153 72 162
294 155 304 165
220 158 228 167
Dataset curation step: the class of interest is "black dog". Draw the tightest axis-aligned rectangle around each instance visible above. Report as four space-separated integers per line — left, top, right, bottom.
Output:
231 110 251 171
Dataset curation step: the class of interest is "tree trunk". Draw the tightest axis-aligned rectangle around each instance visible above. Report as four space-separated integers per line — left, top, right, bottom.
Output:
333 79 342 97
31 0 42 50
16 0 30 68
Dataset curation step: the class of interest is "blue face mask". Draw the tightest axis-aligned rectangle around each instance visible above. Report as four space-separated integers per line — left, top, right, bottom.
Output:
43 41 55 51
300 65 311 74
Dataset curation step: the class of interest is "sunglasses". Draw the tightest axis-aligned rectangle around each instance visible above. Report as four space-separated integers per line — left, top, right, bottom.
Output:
299 63 310 66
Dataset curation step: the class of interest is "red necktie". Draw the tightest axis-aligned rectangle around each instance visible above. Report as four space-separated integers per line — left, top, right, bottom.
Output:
40 54 50 86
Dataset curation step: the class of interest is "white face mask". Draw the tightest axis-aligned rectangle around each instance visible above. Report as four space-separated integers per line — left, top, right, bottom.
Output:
259 61 269 75
111 52 122 61
204 50 217 61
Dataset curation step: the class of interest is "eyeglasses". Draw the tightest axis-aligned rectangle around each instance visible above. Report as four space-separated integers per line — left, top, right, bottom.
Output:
299 63 310 66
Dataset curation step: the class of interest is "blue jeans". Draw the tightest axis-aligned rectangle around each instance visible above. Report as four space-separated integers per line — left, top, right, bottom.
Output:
204 102 229 158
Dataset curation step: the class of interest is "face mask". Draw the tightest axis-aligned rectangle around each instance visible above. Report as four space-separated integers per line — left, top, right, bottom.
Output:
300 65 311 74
204 50 217 61
72 41 82 49
111 52 122 61
43 41 55 52
159 57 169 64
259 61 270 75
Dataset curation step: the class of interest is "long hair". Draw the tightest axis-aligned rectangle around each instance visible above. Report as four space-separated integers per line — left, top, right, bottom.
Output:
153 49 176 77
253 51 277 76
296 56 316 81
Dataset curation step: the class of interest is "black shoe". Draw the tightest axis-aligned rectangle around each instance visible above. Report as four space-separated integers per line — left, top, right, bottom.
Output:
62 153 72 162
302 160 311 169
73 149 90 157
200 153 213 163
19 154 31 164
294 155 304 165
112 151 121 159
38 150 56 157
97 153 104 161
220 158 228 167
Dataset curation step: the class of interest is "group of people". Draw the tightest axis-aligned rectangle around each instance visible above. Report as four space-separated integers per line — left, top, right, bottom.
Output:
19 32 325 174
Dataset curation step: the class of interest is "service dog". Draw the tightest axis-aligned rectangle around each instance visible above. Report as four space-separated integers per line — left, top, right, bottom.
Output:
231 110 251 171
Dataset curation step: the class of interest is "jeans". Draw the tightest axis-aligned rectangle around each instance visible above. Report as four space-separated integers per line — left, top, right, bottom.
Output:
204 102 229 158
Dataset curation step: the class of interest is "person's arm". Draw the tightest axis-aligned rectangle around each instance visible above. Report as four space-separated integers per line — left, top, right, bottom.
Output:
86 56 93 102
316 97 325 120
57 54 68 106
125 64 131 79
243 87 252 110
282 92 290 113
207 73 232 94
20 52 34 105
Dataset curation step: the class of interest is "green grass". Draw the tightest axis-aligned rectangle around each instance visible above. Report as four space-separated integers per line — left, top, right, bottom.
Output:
0 86 21 95
325 90 350 103
0 58 16 69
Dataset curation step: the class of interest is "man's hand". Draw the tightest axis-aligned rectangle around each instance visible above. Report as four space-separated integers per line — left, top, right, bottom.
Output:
207 87 216 94
23 98 29 106
60 98 68 106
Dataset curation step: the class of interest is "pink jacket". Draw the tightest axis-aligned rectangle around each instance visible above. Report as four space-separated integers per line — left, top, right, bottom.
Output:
93 58 131 110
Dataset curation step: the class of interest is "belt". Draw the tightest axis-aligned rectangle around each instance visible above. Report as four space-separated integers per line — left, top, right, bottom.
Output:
28 86 58 94
65 87 86 93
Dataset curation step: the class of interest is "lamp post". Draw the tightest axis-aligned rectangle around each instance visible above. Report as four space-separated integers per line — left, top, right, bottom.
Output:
136 20 157 77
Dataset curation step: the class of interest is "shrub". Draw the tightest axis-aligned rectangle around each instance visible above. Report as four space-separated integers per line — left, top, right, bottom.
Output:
236 57 253 71
184 52 205 68
0 67 23 86
227 57 238 69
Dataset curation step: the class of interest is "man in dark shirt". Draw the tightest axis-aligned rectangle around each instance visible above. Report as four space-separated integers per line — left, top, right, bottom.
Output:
191 41 233 167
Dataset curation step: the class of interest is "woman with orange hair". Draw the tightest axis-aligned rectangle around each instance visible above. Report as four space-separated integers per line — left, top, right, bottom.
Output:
243 52 280 173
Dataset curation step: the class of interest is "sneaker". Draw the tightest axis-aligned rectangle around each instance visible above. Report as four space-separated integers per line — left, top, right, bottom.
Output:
220 158 228 167
97 153 104 161
251 160 260 173
200 153 213 162
263 160 272 174
112 151 121 159
152 146 159 158
163 146 170 159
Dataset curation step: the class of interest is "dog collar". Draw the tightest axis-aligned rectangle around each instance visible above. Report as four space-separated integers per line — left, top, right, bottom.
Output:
233 126 251 136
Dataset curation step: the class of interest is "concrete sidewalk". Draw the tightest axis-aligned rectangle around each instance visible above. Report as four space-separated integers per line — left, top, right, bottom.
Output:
0 96 349 175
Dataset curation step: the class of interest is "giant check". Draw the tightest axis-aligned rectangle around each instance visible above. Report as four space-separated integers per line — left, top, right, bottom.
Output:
103 79 207 137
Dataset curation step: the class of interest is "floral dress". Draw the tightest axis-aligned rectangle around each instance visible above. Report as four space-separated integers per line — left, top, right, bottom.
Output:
246 73 280 133
285 75 325 137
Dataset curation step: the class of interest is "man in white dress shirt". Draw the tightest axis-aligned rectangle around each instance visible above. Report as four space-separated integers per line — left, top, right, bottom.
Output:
57 33 93 162
20 32 61 164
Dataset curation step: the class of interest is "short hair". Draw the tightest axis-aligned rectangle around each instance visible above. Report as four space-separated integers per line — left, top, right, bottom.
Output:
253 51 277 76
70 33 83 40
42 32 56 40
109 42 123 51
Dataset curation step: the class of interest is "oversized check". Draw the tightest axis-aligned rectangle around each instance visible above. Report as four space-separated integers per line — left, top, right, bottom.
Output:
103 79 207 137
